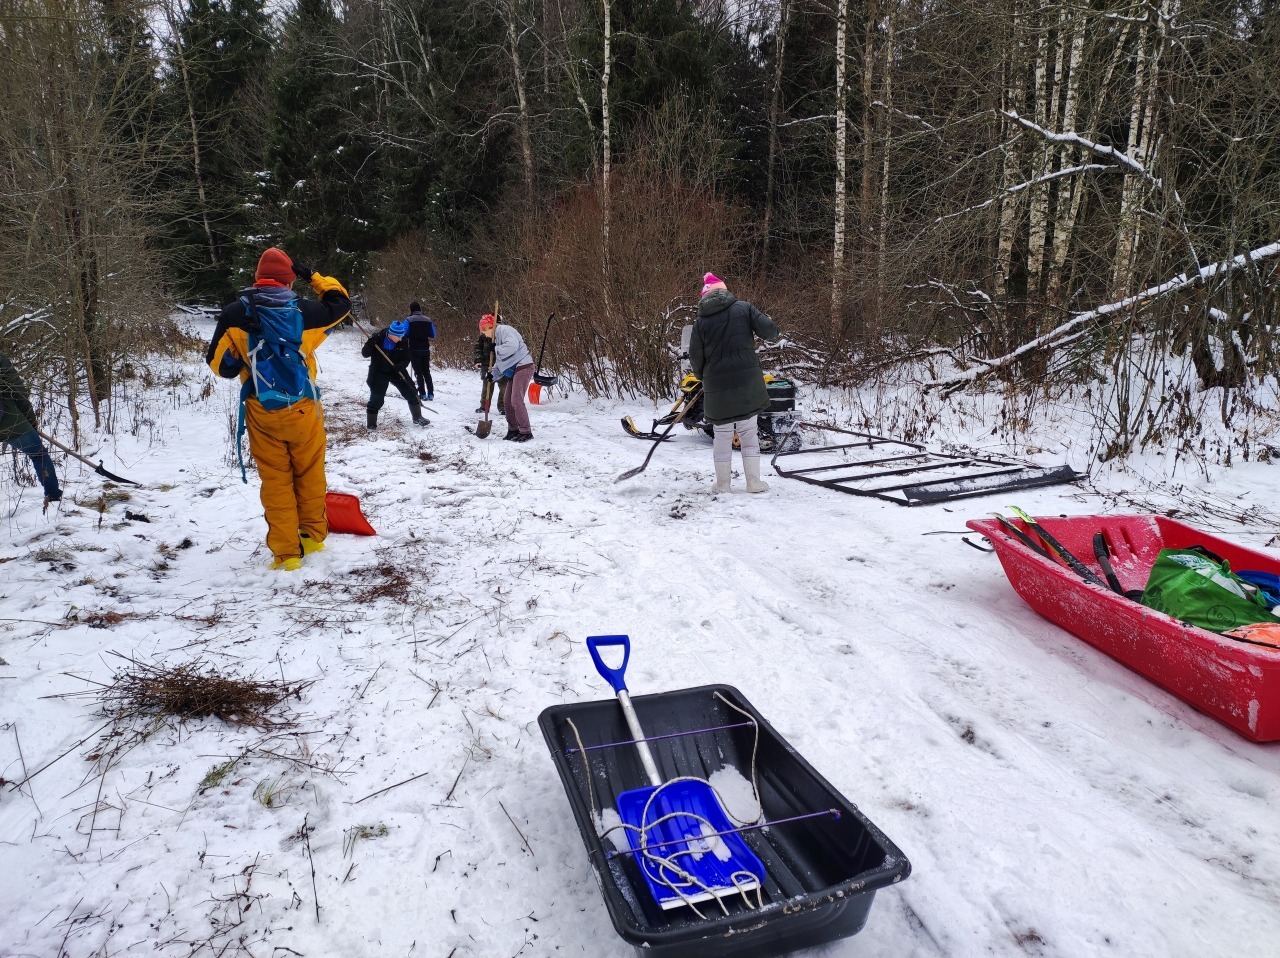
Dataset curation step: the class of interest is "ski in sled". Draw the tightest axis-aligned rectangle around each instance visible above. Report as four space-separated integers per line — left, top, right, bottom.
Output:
539 668 910 957
969 513 1280 742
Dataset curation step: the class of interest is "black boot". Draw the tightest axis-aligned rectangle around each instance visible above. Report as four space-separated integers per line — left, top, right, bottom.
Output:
410 400 430 426
367 409 377 430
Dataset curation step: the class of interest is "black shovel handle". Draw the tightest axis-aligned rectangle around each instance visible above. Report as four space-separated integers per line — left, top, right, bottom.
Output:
533 312 555 370
36 429 139 485
615 387 702 482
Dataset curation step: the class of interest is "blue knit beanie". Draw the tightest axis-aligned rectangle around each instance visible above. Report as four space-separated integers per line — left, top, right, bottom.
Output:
389 319 410 336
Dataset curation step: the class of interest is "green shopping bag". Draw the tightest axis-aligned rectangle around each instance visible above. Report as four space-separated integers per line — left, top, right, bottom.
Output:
1141 546 1279 633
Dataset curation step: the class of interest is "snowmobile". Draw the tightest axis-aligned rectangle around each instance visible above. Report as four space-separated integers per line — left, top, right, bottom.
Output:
621 370 800 452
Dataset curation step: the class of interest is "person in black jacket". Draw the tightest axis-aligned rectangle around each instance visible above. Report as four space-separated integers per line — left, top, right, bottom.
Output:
689 272 781 494
405 302 436 401
363 319 429 430
473 327 507 415
0 349 61 507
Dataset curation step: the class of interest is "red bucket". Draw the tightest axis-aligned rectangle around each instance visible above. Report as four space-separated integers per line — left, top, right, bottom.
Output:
528 382 543 405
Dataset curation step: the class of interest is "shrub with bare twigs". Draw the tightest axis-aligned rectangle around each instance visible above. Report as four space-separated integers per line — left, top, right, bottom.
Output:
88 653 312 730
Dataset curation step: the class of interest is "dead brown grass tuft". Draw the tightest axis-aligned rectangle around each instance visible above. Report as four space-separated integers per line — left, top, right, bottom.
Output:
92 653 312 729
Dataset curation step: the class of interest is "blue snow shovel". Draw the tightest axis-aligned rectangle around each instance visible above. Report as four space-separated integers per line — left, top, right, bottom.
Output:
586 634 767 911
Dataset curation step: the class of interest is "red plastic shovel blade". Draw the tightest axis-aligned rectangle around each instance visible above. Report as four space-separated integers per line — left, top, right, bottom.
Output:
325 491 377 536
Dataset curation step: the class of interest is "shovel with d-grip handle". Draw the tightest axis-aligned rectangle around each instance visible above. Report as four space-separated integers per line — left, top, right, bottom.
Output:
474 301 499 439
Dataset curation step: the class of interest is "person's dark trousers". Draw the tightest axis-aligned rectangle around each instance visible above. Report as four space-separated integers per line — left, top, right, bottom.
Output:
9 427 61 499
411 351 434 397
367 368 420 418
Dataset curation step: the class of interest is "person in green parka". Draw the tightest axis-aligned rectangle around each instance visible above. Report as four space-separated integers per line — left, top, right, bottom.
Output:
0 350 62 506
688 273 781 494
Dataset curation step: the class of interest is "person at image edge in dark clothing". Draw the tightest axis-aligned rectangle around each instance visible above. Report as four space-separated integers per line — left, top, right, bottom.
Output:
0 350 62 507
363 319 429 429
405 302 436 401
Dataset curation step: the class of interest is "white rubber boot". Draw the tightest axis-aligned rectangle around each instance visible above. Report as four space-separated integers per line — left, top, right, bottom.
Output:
743 456 769 493
712 460 733 494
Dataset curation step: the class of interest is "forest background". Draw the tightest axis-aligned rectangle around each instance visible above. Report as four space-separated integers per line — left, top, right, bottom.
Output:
2 0 1279 467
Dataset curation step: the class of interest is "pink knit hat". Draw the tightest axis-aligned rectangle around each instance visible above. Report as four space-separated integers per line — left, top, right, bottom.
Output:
701 272 727 296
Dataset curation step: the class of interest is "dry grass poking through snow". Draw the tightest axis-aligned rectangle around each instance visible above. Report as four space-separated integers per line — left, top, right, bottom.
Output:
87 652 313 730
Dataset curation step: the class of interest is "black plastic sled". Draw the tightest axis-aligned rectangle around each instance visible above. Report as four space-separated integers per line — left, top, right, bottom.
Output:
538 683 910 958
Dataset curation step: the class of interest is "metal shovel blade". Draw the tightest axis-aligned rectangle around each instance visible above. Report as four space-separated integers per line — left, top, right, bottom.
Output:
475 418 492 439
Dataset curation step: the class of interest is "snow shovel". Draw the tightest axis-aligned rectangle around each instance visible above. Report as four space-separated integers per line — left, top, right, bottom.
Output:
36 429 138 485
586 634 766 911
532 312 558 387
614 386 702 482
325 491 377 536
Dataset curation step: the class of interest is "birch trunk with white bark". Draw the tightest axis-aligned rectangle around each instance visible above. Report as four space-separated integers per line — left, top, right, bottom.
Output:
761 0 790 273
996 1 1027 303
503 0 535 203
831 0 849 335
1112 0 1169 296
601 0 613 321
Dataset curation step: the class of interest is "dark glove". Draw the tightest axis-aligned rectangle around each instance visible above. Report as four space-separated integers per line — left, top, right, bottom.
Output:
291 261 314 281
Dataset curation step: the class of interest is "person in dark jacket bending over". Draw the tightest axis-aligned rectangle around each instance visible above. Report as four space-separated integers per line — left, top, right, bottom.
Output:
405 302 436 401
689 272 781 494
363 319 429 430
0 350 61 508
473 326 506 416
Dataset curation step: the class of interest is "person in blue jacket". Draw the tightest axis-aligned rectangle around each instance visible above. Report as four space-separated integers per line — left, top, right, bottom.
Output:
405 302 436 401
362 319 429 430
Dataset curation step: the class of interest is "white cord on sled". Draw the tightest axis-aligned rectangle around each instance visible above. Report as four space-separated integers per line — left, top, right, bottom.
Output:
567 707 767 916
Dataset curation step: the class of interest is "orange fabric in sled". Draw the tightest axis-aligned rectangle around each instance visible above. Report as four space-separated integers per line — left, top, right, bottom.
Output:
1224 622 1280 649
325 491 377 536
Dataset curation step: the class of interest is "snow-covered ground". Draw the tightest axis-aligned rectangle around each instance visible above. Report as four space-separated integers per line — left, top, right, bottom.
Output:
2 319 1279 957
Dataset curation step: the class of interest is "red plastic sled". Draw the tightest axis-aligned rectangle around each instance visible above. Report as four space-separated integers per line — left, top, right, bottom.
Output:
326 491 377 536
967 514 1280 742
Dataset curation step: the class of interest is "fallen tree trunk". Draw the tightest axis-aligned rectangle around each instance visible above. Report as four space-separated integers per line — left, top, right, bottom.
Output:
922 241 1280 396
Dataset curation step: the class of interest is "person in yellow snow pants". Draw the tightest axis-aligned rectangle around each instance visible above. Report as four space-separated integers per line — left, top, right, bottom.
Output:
207 247 352 570
245 399 328 564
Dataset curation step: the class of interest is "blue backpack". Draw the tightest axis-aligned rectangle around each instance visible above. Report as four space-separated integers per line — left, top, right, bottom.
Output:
234 289 319 482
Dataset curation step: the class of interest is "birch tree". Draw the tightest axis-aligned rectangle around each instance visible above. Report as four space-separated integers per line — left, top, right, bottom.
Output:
830 0 849 334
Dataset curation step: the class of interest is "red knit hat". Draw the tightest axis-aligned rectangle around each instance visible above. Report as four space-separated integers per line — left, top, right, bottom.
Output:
478 313 496 331
701 272 727 296
255 247 296 286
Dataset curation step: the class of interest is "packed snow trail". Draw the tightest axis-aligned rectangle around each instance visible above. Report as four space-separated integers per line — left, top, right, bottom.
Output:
1 321 1278 956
